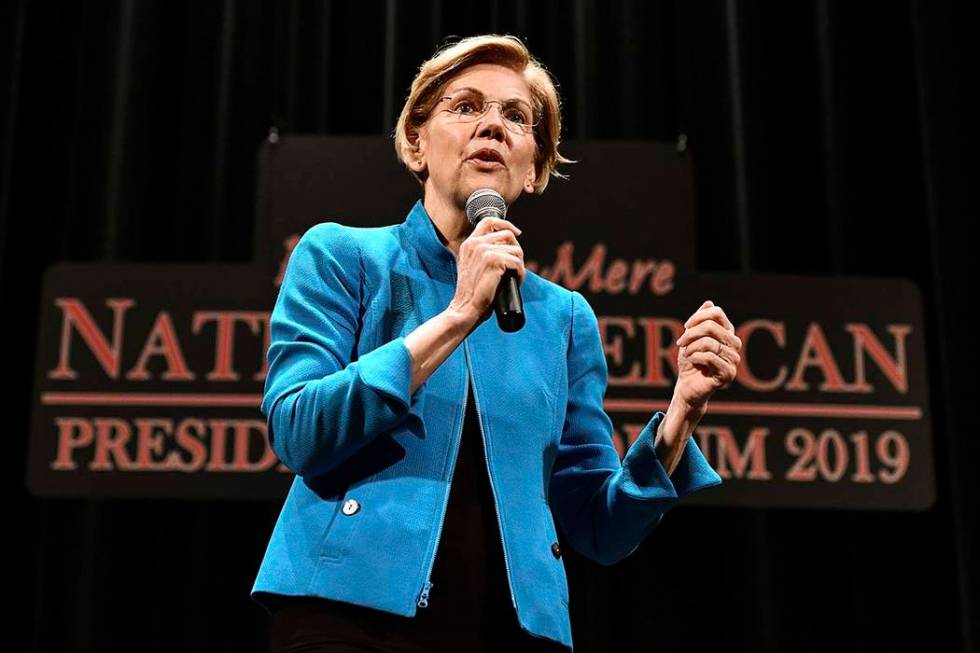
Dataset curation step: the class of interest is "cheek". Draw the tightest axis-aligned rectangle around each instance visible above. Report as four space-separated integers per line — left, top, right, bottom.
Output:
437 139 466 176
520 148 538 176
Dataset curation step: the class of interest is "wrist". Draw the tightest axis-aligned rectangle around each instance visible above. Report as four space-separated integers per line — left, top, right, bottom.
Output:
658 395 706 448
668 389 708 420
442 304 479 335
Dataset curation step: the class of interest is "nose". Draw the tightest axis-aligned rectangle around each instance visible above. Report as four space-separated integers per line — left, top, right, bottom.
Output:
476 103 507 141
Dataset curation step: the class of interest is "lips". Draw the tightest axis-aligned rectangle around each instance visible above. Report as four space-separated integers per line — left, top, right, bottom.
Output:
468 148 506 166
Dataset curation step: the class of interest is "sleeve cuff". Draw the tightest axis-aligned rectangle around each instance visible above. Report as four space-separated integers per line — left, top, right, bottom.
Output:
619 411 678 502
622 411 723 500
670 433 723 498
354 336 418 410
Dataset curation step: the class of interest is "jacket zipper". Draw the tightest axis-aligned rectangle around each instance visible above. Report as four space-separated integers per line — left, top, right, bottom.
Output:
463 341 518 611
416 366 468 609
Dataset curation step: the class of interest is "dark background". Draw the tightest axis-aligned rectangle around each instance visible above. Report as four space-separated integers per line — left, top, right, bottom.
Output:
2 1 974 651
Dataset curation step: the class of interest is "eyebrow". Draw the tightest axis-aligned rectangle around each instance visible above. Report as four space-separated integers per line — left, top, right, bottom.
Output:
447 86 532 105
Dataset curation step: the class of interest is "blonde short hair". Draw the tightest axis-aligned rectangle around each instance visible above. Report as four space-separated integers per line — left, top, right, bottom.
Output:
393 34 575 195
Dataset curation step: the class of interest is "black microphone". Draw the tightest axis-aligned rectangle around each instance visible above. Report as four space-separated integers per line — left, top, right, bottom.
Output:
464 188 526 333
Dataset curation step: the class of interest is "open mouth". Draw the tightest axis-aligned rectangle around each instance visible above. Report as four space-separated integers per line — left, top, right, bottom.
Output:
468 149 506 169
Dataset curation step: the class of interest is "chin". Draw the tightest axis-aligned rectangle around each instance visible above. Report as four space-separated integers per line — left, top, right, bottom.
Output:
463 178 510 198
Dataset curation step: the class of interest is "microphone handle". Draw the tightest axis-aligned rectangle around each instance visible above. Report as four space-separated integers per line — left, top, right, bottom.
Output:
493 268 525 333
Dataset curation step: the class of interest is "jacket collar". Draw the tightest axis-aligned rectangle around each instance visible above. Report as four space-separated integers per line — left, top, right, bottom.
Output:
403 198 457 282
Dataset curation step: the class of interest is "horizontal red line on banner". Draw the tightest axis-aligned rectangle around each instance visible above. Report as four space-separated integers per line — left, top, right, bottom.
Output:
604 399 923 420
40 392 923 419
41 392 260 407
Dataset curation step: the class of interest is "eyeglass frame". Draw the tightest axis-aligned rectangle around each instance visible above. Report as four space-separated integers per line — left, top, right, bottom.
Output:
432 89 542 135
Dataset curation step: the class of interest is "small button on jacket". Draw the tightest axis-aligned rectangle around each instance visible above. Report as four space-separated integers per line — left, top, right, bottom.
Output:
341 499 360 516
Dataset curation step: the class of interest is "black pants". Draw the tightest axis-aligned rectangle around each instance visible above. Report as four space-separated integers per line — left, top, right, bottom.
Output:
267 595 569 653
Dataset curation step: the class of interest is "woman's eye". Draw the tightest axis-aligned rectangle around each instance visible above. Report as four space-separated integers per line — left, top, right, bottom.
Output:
456 101 475 113
505 111 526 124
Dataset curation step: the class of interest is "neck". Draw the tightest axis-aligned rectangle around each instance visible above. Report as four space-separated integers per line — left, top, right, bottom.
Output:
423 189 472 258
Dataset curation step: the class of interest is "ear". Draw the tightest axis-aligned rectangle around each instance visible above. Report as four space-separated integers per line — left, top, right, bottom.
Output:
408 127 428 175
523 165 538 194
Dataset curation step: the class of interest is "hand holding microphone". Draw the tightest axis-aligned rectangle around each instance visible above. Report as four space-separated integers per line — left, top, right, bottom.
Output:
448 188 527 333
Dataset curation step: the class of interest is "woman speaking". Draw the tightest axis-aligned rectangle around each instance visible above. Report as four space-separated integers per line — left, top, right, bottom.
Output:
252 34 740 653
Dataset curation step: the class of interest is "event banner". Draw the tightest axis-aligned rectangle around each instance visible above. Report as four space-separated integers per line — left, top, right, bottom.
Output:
27 265 932 508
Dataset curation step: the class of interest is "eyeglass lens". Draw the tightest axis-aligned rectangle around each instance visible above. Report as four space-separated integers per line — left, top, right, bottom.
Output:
446 90 535 130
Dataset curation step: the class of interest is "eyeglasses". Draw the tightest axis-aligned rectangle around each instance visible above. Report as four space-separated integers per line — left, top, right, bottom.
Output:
434 89 541 135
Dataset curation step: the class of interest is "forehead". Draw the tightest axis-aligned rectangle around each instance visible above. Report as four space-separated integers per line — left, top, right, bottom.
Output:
443 63 532 102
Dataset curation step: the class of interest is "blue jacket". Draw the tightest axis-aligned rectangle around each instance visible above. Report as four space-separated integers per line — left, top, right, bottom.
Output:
250 199 723 649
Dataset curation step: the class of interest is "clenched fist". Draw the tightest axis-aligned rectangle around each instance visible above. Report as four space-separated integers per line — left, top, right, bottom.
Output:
673 300 742 412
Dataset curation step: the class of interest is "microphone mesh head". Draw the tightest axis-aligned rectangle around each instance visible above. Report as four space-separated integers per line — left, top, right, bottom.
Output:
465 188 507 226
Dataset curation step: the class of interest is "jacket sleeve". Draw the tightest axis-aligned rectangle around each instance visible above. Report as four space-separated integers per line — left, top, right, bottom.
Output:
261 222 418 478
547 290 723 566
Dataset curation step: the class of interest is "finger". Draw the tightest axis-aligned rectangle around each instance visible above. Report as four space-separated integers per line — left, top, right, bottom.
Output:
684 302 713 328
492 243 524 259
493 251 526 284
685 303 734 332
471 228 520 246
677 321 738 349
477 243 524 266
472 242 524 266
680 336 725 357
715 306 735 332
461 232 516 261
473 216 522 237
682 336 741 366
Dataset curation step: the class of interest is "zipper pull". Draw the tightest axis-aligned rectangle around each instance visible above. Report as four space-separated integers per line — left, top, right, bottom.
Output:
417 580 433 608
